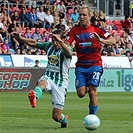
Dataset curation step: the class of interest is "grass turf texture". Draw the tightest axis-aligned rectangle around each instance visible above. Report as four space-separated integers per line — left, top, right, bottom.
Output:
0 92 133 133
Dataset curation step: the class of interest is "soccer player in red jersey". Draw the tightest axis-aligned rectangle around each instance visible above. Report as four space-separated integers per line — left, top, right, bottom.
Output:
66 5 116 115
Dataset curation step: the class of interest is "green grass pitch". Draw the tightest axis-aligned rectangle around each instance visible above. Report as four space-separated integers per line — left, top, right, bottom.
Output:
0 92 133 133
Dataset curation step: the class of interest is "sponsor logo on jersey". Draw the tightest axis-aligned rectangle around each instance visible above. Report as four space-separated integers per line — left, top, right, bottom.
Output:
48 55 58 65
79 42 92 47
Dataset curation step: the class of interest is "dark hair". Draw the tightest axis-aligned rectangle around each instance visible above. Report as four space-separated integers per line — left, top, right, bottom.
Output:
35 60 39 62
52 30 64 39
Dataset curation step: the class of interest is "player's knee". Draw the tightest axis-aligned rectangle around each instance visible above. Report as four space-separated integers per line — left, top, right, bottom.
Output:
77 87 86 98
77 91 85 98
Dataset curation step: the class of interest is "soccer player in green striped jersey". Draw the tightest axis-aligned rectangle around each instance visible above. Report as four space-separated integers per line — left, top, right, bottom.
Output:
12 30 73 128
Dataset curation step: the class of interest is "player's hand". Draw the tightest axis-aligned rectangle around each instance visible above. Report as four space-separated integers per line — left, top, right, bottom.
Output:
11 32 21 40
52 34 62 42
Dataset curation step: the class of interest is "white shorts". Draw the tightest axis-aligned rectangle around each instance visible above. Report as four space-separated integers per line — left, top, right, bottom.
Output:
38 75 66 110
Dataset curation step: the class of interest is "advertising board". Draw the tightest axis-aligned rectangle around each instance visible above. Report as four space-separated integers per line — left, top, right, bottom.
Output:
0 68 133 92
0 54 14 67
11 55 132 68
11 55 48 67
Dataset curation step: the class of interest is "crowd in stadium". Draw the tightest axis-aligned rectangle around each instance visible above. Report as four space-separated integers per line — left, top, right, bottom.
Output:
0 0 132 62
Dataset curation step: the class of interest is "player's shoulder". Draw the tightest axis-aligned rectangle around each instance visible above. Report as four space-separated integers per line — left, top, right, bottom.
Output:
91 23 106 33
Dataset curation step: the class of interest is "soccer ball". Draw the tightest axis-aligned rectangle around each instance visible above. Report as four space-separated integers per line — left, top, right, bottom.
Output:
83 114 100 130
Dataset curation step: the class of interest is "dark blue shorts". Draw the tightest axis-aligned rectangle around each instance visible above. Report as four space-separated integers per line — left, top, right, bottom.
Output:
75 66 103 89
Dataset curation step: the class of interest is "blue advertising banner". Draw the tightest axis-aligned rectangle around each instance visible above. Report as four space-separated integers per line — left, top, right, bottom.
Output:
0 55 14 67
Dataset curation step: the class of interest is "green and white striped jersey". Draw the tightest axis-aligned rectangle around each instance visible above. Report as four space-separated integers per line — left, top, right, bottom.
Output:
36 42 73 88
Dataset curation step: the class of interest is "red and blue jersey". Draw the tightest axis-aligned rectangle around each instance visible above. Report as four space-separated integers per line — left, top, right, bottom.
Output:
66 24 110 67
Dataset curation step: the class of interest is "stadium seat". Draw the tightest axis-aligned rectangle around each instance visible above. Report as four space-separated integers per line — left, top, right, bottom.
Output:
112 20 119 25
40 28 46 34
119 30 125 36
115 23 122 32
68 9 73 14
106 19 112 25
66 13 70 21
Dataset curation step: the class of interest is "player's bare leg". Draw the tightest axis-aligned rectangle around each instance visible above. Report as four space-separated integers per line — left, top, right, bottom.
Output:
88 84 98 115
52 108 69 128
76 86 87 98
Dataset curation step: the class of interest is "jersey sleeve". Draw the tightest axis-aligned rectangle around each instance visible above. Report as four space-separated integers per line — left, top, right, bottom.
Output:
66 27 75 45
36 42 52 51
96 26 110 39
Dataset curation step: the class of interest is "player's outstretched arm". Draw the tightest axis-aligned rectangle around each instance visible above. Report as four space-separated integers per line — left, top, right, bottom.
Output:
100 36 116 45
92 32 116 45
12 32 37 48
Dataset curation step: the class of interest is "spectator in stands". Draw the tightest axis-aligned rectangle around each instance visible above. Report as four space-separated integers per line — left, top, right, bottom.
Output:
98 10 106 29
27 7 43 29
57 0 66 13
8 19 20 33
42 30 49 42
90 10 99 25
37 6 46 28
42 0 50 12
105 20 113 32
66 19 73 30
26 48 32 55
108 50 115 56
10 3 19 13
32 28 42 41
23 27 32 39
35 49 41 55
111 31 120 42
34 59 39 67
1 38 11 54
15 48 21 54
0 27 6 39
44 9 54 31
120 31 129 46
19 7 29 28
127 30 133 52
125 50 133 62
104 44 114 56
122 16 132 34
52 11 60 26
112 43 121 56
1 4 12 26
6 33 13 49
11 10 20 24
70 7 79 25
0 17 4 29
55 12 69 32
124 42 132 54
50 1 57 13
